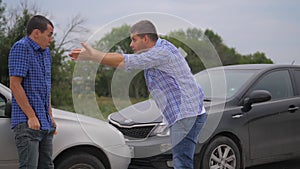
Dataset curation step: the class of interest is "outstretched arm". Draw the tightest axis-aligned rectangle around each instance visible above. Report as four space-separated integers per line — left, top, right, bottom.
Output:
69 42 125 68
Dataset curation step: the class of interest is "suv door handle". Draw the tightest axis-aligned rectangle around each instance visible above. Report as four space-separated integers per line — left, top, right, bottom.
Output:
288 106 299 113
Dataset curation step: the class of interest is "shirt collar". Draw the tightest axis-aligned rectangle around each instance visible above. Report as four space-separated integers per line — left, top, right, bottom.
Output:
155 38 162 48
25 36 43 51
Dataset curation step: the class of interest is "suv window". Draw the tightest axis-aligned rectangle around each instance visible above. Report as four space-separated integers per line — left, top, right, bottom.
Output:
294 70 300 95
0 96 6 117
252 70 294 100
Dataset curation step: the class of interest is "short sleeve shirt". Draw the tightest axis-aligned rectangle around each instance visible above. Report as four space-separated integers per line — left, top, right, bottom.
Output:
124 38 205 126
8 36 52 130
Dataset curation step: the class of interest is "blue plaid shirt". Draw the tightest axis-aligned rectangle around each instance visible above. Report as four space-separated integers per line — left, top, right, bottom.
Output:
8 36 52 130
124 38 205 126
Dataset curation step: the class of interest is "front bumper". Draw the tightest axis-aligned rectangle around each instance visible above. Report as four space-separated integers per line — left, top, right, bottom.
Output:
126 137 205 169
128 154 173 169
126 135 171 158
128 150 203 169
125 135 173 169
104 144 133 169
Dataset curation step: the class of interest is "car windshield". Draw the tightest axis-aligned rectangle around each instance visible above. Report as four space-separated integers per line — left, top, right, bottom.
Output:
195 68 257 99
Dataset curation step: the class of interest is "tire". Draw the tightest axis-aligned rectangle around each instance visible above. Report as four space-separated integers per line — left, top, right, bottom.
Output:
55 152 106 169
201 136 241 169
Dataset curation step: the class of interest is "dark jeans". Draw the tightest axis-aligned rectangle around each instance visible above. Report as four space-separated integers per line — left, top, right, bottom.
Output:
13 123 55 169
170 113 207 169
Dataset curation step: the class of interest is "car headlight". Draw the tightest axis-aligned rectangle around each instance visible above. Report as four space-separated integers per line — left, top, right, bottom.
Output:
150 123 170 137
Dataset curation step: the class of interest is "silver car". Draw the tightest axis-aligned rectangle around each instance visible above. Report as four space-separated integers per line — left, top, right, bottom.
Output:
0 83 132 169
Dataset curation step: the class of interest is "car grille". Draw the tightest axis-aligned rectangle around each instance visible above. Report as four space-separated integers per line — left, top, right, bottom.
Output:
109 122 155 138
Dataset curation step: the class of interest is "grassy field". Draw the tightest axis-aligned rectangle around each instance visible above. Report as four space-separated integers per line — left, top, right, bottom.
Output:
98 96 147 118
55 96 147 119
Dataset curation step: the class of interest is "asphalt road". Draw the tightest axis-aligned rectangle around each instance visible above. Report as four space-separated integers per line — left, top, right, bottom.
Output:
248 160 300 169
128 159 300 169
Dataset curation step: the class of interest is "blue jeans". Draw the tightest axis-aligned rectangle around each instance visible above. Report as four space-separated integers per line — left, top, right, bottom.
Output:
13 123 55 169
170 113 207 169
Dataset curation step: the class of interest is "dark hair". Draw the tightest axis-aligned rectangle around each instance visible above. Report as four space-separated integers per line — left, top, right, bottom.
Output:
26 15 54 35
130 20 158 41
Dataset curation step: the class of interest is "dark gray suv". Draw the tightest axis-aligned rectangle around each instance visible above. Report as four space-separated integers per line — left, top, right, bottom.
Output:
108 64 300 169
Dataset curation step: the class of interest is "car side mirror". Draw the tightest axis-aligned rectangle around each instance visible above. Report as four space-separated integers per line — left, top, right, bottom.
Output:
5 101 12 117
242 90 271 112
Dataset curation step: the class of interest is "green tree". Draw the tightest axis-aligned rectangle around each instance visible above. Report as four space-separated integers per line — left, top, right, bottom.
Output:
0 2 33 86
0 2 87 111
94 25 131 97
90 26 274 99
50 15 87 110
166 28 223 73
94 24 148 98
205 29 241 65
92 26 274 99
49 40 75 109
167 28 207 73
204 29 273 65
0 0 8 85
240 52 273 64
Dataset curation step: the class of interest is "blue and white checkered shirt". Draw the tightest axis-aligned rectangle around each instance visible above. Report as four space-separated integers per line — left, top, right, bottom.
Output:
8 36 52 130
124 38 205 126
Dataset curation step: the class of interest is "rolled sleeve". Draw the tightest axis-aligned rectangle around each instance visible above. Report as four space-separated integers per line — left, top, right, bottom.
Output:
8 43 29 77
124 54 131 72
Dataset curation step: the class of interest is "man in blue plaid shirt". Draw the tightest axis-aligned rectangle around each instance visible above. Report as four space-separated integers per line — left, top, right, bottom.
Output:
70 20 207 169
9 15 56 169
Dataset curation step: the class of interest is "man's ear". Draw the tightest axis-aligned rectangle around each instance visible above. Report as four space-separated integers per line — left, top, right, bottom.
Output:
144 35 150 43
31 29 40 38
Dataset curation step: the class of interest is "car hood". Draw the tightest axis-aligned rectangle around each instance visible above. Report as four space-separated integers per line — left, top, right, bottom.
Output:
109 100 162 126
108 99 220 126
53 108 107 127
52 108 127 147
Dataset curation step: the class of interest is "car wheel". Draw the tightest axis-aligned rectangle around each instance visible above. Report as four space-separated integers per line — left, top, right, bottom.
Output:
201 136 241 169
55 152 106 169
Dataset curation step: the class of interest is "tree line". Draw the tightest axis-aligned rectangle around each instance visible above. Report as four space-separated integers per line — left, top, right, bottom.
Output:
0 0 273 111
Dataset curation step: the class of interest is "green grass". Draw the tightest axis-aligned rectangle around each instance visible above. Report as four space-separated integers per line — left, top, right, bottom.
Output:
54 96 147 119
97 96 147 119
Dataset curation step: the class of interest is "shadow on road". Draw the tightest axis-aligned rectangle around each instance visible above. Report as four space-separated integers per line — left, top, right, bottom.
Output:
248 160 300 169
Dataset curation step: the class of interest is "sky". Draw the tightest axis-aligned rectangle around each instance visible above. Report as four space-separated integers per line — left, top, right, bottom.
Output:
3 0 300 64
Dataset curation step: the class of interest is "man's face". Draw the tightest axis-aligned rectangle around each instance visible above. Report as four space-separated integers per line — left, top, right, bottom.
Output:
130 34 147 53
36 24 54 49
